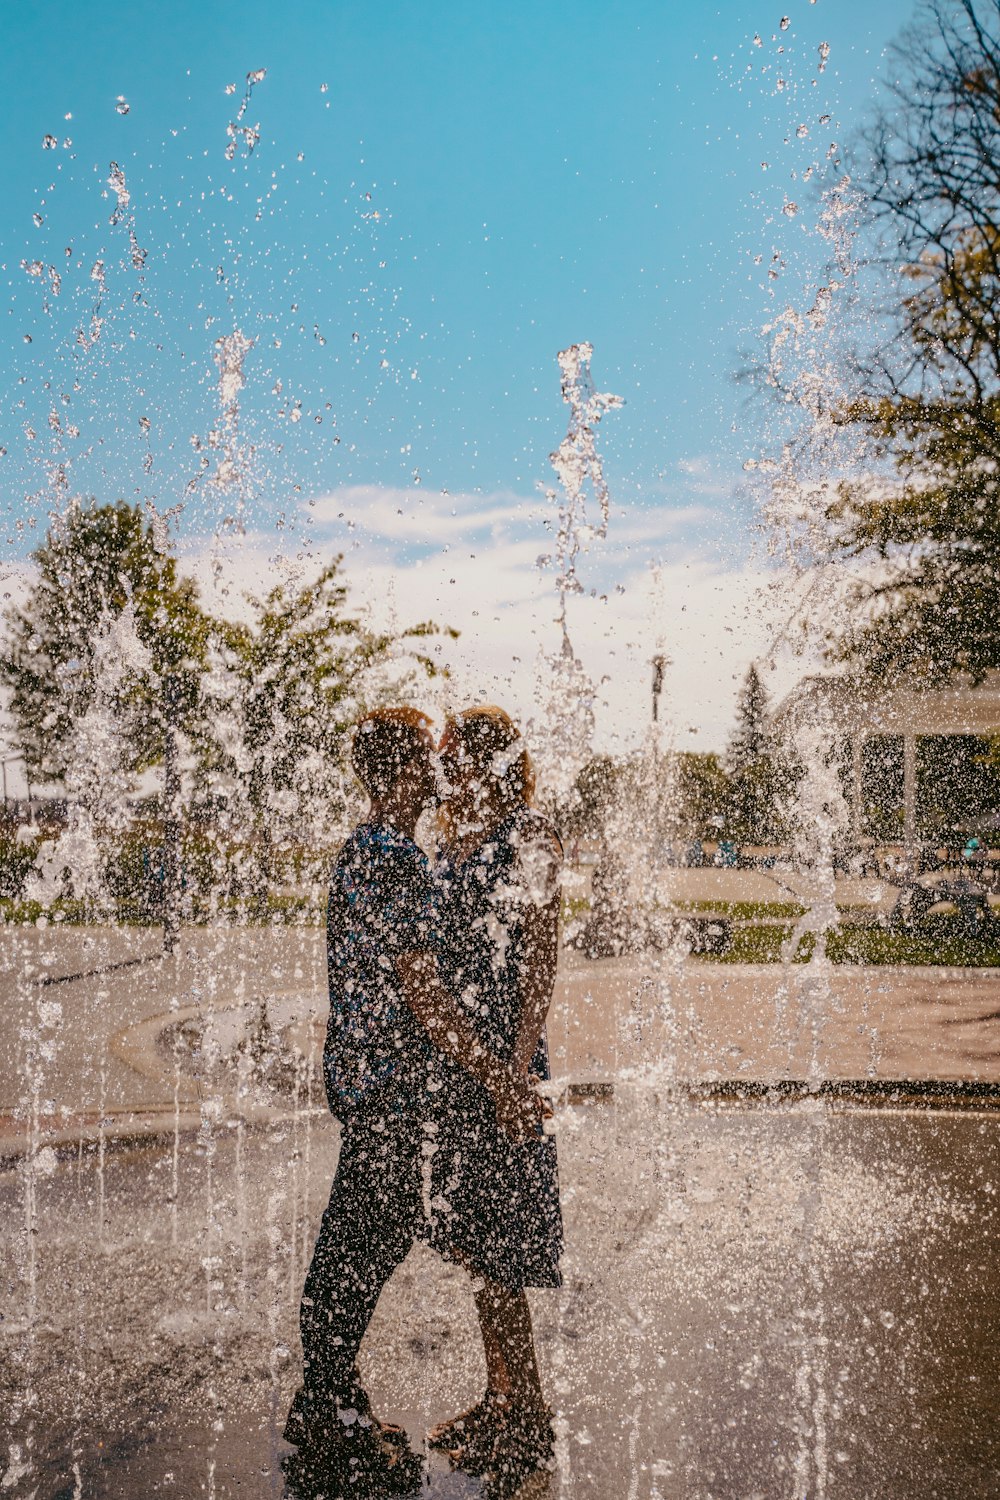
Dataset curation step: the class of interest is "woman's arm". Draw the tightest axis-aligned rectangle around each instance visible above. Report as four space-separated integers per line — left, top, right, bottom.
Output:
395 950 540 1141
510 897 559 1078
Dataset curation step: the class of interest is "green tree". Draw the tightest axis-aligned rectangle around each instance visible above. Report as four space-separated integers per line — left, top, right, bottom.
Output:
723 666 790 843
557 754 624 840
201 558 453 908
822 1 1000 681
0 499 209 782
727 665 770 771
668 752 730 840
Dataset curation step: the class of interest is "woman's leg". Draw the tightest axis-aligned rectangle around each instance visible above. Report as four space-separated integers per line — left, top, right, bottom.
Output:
476 1290 512 1396
473 1279 545 1410
429 1273 541 1450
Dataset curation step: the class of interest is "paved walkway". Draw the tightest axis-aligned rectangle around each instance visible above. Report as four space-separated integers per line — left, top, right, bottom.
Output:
3 926 1000 1156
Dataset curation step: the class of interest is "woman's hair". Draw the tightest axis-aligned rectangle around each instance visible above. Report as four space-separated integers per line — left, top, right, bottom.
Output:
443 705 535 811
351 706 431 799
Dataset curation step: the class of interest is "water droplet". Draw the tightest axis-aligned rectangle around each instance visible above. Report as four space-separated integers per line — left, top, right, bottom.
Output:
247 68 266 85
41 134 57 150
818 40 830 71
780 15 790 28
23 334 32 343
880 1310 896 1329
107 162 130 223
753 33 762 46
796 123 808 138
32 213 43 228
139 415 151 434
775 77 786 91
782 200 799 216
115 95 130 116
320 82 329 93
224 82 237 95
819 113 831 125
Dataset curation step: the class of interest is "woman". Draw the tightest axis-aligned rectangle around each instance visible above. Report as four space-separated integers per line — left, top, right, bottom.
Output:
426 705 564 1490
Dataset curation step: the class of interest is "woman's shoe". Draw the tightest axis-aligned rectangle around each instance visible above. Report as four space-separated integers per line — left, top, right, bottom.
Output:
483 1402 555 1500
284 1372 407 1450
444 1395 554 1483
427 1389 507 1456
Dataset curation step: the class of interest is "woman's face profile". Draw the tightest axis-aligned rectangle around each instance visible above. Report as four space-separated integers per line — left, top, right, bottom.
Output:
438 728 482 818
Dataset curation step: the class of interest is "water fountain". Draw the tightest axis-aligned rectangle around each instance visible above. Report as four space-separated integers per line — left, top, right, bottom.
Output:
3 19 1000 1500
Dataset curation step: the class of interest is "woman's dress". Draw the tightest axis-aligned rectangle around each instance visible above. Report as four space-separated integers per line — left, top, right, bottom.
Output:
427 805 564 1290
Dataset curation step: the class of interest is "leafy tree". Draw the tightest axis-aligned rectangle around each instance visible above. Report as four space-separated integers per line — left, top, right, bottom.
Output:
725 755 794 846
2 504 455 923
557 755 624 840
822 0 1000 681
200 558 453 907
667 752 730 840
0 499 209 782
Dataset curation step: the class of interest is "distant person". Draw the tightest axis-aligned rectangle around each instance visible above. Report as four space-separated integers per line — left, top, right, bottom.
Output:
425 706 563 1493
283 708 540 1496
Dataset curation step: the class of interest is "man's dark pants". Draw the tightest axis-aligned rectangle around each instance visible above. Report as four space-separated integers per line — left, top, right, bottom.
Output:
299 1100 428 1403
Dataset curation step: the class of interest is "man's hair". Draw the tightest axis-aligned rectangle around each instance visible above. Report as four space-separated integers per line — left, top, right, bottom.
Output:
351 707 432 799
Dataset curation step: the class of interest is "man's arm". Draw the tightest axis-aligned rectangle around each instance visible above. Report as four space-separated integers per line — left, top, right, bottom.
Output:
395 950 540 1141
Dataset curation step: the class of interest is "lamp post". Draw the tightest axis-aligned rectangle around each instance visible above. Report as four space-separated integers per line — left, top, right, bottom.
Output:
651 655 668 724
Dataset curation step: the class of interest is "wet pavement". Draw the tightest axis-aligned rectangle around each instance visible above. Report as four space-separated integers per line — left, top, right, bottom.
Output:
5 927 1000 1161
2 1090 998 1498
3 927 1000 1495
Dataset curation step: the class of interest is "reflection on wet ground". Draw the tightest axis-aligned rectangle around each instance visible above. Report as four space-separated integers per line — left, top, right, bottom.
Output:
2 1092 998 1498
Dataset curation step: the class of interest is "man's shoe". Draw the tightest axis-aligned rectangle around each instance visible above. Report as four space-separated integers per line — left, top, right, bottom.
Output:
283 1384 422 1497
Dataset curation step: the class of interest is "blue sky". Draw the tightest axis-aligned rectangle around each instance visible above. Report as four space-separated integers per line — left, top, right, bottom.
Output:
0 0 917 753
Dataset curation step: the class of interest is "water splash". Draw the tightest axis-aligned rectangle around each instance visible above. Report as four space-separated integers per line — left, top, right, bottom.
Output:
532 344 623 806
28 604 150 916
546 342 624 611
106 162 146 271
224 68 267 161
184 329 257 521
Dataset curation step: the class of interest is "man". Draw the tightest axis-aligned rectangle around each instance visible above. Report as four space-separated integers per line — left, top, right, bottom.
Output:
283 707 537 1494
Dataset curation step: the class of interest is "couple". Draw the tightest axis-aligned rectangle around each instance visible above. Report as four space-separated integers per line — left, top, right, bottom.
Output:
283 705 564 1498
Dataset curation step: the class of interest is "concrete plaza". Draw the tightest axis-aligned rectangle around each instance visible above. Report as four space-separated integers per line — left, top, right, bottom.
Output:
2 919 999 1497
3 915 1000 1158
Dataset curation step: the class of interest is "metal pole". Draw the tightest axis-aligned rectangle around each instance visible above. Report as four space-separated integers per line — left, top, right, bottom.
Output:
903 733 918 874
651 655 667 724
852 736 864 836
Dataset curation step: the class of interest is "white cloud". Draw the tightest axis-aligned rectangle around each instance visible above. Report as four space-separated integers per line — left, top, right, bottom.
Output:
0 487 817 788
179 485 811 755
